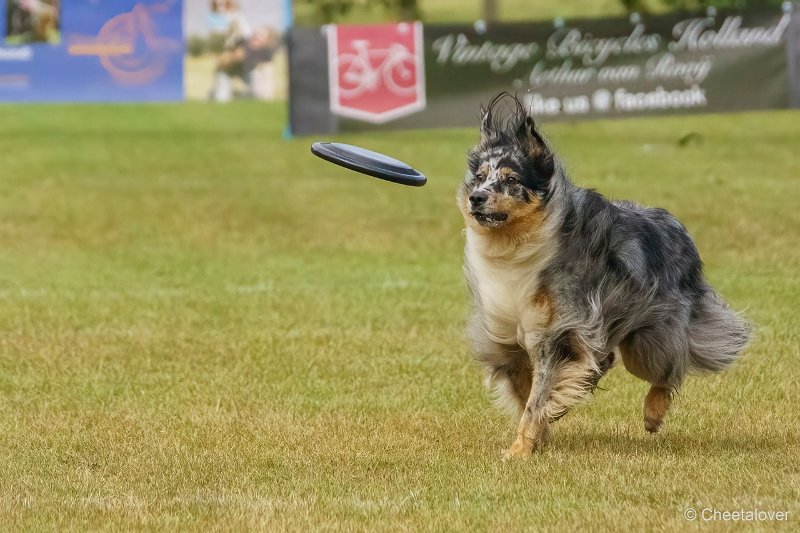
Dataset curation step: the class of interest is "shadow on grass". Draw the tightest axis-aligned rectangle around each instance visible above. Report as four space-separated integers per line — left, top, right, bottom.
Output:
550 428 795 457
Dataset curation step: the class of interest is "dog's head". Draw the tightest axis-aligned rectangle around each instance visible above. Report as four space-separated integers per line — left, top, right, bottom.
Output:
458 93 555 236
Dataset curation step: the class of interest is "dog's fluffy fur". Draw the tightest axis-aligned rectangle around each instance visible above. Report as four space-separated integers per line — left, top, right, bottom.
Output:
457 93 750 459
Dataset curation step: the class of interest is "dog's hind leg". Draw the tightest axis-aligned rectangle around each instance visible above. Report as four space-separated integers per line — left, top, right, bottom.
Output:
503 331 598 459
619 327 686 434
643 385 672 433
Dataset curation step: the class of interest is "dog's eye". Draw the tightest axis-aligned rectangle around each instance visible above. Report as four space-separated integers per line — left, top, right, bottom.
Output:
507 176 519 184
474 173 486 182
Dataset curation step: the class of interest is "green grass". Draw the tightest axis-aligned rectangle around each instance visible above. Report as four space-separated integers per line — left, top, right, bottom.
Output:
294 0 645 25
0 103 798 530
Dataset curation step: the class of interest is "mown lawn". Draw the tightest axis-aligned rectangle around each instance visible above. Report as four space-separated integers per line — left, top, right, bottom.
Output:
0 103 798 530
294 0 643 25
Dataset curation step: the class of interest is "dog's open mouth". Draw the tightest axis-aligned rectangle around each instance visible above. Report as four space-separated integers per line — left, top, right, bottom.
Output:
471 211 509 226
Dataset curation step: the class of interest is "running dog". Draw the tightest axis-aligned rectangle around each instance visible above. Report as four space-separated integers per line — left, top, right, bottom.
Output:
457 93 750 459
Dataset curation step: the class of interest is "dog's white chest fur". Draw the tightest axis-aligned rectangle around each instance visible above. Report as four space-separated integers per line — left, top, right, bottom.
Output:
465 230 553 347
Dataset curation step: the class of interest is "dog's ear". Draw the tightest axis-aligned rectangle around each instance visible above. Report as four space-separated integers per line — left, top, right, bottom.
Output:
479 92 511 142
516 116 549 157
516 115 555 178
479 103 493 142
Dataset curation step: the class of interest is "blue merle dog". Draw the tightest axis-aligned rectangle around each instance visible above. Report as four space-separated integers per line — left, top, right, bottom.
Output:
457 93 750 459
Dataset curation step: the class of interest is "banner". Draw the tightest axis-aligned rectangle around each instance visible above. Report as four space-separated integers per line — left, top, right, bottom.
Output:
289 5 800 135
0 0 184 102
328 22 425 123
184 0 289 102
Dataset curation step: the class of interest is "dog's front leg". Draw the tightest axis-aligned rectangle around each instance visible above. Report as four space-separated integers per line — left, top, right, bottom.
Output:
503 353 549 460
501 301 553 460
503 330 596 460
503 337 550 460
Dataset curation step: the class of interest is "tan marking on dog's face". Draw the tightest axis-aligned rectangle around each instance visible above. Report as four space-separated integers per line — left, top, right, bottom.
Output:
458 180 547 240
494 193 547 239
499 167 514 179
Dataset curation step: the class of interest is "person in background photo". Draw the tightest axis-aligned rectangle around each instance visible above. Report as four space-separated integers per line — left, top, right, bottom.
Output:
5 0 60 44
246 26 280 100
209 0 250 102
208 0 280 102
207 0 230 37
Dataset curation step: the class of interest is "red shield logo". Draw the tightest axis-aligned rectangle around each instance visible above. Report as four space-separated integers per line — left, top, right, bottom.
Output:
328 23 426 124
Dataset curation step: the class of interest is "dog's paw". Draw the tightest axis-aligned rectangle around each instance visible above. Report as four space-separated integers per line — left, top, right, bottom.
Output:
502 436 534 460
644 417 663 433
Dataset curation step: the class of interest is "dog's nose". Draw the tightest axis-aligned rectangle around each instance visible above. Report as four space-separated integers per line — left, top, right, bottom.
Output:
469 190 489 207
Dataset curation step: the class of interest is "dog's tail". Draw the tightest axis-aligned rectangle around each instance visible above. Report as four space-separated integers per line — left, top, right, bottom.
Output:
687 289 751 373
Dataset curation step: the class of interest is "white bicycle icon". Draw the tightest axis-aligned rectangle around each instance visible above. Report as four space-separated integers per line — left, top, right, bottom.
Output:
336 39 418 99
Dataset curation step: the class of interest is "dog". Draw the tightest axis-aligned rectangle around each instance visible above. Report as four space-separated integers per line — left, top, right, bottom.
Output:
457 93 750 459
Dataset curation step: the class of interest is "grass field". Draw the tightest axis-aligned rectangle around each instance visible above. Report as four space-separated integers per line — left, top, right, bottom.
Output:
0 103 798 530
294 0 639 25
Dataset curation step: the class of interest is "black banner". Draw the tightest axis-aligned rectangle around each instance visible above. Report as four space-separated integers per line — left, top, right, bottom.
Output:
289 5 800 136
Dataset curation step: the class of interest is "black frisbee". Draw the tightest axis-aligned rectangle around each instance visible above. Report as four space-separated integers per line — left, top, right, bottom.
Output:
311 142 427 187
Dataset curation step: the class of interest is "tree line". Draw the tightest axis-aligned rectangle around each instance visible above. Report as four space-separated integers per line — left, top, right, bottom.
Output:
298 0 785 24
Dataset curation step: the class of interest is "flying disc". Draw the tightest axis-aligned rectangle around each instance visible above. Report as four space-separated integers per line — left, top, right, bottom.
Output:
311 142 427 187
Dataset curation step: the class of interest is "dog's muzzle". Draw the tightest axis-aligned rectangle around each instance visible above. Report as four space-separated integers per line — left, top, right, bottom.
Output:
471 211 509 226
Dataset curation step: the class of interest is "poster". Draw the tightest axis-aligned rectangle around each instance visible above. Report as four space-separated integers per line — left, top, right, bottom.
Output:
0 0 184 102
184 0 289 102
289 5 800 135
327 22 425 124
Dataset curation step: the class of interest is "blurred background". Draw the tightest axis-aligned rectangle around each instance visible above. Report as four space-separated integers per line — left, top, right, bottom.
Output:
295 0 785 24
1 0 798 530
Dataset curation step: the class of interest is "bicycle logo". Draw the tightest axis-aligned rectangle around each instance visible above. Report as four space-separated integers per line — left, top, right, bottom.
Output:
67 2 181 86
328 23 426 124
337 40 417 99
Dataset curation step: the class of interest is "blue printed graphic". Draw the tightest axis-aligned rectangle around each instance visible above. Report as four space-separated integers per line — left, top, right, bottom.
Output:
0 0 184 102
